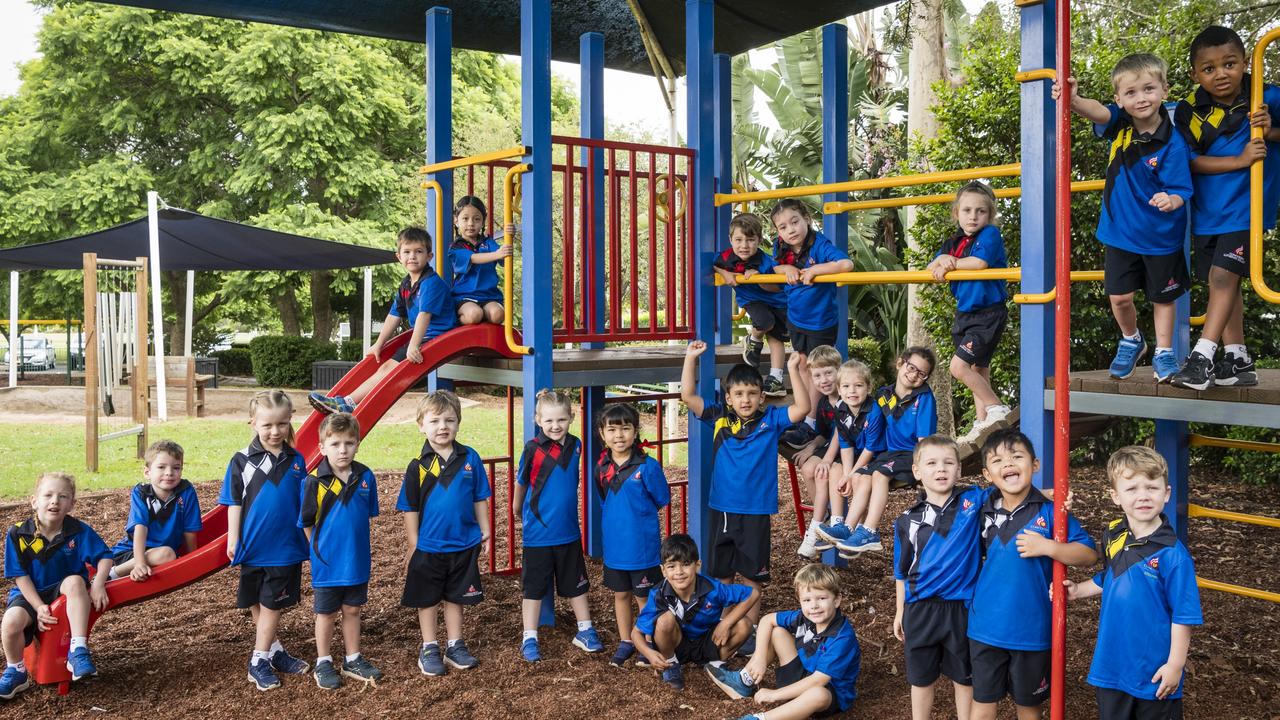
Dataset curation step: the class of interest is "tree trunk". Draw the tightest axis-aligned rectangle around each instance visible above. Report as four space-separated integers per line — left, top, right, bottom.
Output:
276 286 302 336
165 271 183 357
311 271 334 342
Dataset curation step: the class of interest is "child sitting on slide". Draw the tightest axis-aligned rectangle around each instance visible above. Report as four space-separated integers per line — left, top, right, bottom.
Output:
450 196 513 325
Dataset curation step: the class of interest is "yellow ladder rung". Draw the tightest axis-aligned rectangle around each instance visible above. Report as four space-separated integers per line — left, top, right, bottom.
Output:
1188 503 1280 529
1197 577 1280 603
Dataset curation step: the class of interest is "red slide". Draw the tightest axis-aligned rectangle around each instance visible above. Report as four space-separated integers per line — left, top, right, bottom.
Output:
26 323 519 693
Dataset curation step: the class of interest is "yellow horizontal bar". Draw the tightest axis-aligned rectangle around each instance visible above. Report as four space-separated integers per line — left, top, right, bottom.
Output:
1189 435 1280 454
1016 68 1057 83
824 179 1105 214
713 267 1106 289
419 146 526 175
714 163 1022 207
1014 0 1044 6
1197 577 1280 603
1012 271 1106 304
0 319 82 326
1189 503 1280 528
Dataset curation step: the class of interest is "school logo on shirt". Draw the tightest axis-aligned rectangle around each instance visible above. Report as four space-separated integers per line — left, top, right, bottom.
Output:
961 498 974 512
293 462 303 472
361 480 369 489
1035 515 1048 529
1146 156 1159 169
1147 556 1160 570
464 464 472 471
67 539 76 550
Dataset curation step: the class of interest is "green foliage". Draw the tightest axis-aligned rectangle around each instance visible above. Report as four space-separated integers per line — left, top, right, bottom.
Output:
248 335 337 388
210 347 253 376
338 339 364 362
847 337 890 385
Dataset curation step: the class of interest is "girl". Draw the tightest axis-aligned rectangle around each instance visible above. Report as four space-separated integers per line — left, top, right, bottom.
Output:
594 403 670 667
926 181 1011 444
450 196 513 325
219 390 311 691
513 390 600 662
816 359 886 549
769 199 854 361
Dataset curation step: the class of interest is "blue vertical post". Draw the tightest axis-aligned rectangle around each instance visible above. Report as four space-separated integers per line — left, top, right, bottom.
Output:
686 0 716 556
581 32 608 558
425 7 453 392
714 54 734 346
1019 0 1056 489
822 23 851 356
1155 232 1193 540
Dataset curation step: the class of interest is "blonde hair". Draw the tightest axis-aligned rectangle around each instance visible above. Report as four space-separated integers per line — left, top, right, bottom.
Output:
952 181 997 224
807 345 842 371
1107 445 1168 488
534 388 575 421
144 439 185 465
417 390 462 425
837 359 872 386
319 412 361 442
35 471 76 497
794 563 841 597
1111 53 1168 89
249 390 296 445
913 433 959 465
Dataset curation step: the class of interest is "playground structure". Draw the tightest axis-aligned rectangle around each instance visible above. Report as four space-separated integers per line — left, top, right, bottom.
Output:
81 254 149 471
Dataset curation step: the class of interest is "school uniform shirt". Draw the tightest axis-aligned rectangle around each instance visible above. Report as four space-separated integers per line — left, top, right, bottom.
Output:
397 441 491 553
875 385 937 453
298 460 379 587
388 270 456 340
1174 79 1280 234
218 439 309 567
774 609 861 711
834 399 886 455
772 230 850 331
516 431 583 548
634 574 754 640
1088 516 1202 701
968 488 1095 651
110 480 202 555
5 517 111 602
450 236 504 304
713 248 787 308
696 402 792 515
936 225 1008 311
1093 104 1194 255
893 485 995 604
595 447 671 570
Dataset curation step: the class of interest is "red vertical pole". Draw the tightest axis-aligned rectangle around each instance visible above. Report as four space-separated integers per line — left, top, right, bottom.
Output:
585 146 598 336
487 460 497 573
629 149 640 333
787 463 807 535
666 153 678 335
680 485 687 534
655 396 665 465
609 148 621 333
647 153 659 334
564 143 577 336
684 156 695 335
485 166 495 236
506 386 516 572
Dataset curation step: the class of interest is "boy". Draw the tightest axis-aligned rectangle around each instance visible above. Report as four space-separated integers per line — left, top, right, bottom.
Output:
681 341 809 620
631 534 758 691
1066 446 1202 720
397 390 492 677
784 345 844 559
715 212 789 397
108 440 201 582
310 226 456 414
298 413 382 689
1055 55 1194 383
969 429 1097 720
2 472 112 698
706 563 860 720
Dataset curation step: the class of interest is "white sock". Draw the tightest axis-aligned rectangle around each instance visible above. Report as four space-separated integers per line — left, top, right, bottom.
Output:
268 640 284 655
447 638 463 648
805 416 817 429
576 620 593 632
422 641 438 651
70 636 87 651
666 655 679 666
345 652 361 663
1225 344 1250 362
830 515 844 527
252 650 270 663
739 667 756 685
522 630 538 642
770 367 784 379
7 661 24 673
316 655 332 666
808 519 822 530
1194 338 1218 358
107 567 121 580
1155 346 1172 355
861 524 875 533
1123 330 1142 342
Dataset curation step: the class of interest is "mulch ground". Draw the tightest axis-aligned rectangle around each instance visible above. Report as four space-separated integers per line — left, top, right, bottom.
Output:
5 463 1278 719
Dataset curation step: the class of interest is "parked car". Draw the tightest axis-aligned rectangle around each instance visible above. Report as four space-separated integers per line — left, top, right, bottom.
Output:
4 336 56 371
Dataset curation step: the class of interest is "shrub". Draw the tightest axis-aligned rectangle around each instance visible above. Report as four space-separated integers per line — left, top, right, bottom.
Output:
248 336 338 388
338 339 364 362
210 348 253 377
847 337 888 385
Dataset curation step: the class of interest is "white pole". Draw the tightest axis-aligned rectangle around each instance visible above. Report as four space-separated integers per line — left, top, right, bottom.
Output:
183 269 194 357
8 271 17 389
147 191 168 421
362 267 373 354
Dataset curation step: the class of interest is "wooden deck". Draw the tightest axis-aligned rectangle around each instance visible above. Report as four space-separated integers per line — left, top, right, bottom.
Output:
1045 368 1280 428
439 343 767 387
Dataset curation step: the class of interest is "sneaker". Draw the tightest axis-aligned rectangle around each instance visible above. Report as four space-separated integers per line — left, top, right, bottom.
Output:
836 526 882 556
1152 350 1180 383
1170 351 1214 391
661 661 685 690
609 641 635 667
1214 352 1258 387
780 422 817 450
634 640 656 668
443 641 479 670
66 647 97 681
247 658 282 691
706 663 757 700
573 627 604 653
308 392 353 415
956 420 985 445
742 335 764 368
814 522 853 551
521 638 542 663
761 375 786 398
271 647 309 675
417 645 447 676
984 404 1012 425
0 666 32 700
1108 337 1147 380
797 527 819 558
735 629 756 658
313 659 341 690
341 655 383 683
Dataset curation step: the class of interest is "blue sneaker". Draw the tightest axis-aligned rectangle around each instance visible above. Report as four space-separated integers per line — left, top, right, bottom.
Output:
308 392 353 415
814 522 852 551
572 627 603 653
0 666 32 700
1109 336 1147 380
270 647 309 675
521 638 543 663
706 663 757 699
661 661 685 690
247 658 281 691
1152 350 1180 383
609 641 635 667
836 526 883 556
444 640 478 670
66 647 97 681
417 645 447 676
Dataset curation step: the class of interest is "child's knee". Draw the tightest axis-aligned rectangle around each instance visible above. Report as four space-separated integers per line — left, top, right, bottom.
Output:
484 302 504 323
457 304 482 324
1207 266 1242 292
341 604 362 618
1108 292 1135 308
949 354 971 378
61 576 88 597
1 607 29 635
149 546 177 564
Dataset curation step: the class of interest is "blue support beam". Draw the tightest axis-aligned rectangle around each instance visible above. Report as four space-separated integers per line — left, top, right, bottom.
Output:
580 31 607 559
822 23 851 357
1156 232 1194 540
425 7 453 393
714 53 734 346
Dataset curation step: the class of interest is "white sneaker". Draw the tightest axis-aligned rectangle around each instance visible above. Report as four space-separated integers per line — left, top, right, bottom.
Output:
797 527 819 559
957 423 983 445
984 404 1012 425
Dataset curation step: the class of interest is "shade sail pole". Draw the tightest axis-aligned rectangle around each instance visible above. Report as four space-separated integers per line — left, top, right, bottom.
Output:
148 191 168 421
362 267 373 354
183 270 194 357
8 272 16 388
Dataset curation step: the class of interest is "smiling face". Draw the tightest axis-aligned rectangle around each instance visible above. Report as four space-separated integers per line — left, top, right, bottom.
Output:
1191 43 1246 104
1110 469 1170 528
321 431 359 473
32 475 75 532
144 451 184 499
729 227 761 261
397 240 431 277
536 403 571 443
661 559 700 595
810 364 838 398
725 381 764 419
914 443 960 500
419 408 460 451
797 584 839 629
982 439 1041 502
601 420 637 457
455 204 486 243
1113 70 1168 124
837 369 871 409
772 207 810 249
952 191 993 236
251 406 293 453
896 353 933 393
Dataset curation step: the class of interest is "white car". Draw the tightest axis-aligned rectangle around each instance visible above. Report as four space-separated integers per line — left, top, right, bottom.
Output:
4 337 56 371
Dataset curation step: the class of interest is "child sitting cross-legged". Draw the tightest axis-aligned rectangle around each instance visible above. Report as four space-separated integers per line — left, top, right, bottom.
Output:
786 344 845 559
814 359 885 550
107 440 201 582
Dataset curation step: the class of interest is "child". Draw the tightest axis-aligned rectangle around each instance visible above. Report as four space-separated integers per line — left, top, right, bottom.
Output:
816 359 885 548
1065 446 1202 720
969 429 1097 720
1055 55 1194 383
681 341 809 618
594 402 671 667
715 212 789 397
221 390 312 691
785 345 844 559
298 413 382 689
837 346 938 556
514 389 600 662
706 563 860 720
107 440 201 582
397 390 492 677
769 199 854 355
1 472 112 698
925 181 1013 438
450 196 513 325
309 226 456 414
632 534 758 691
1171 25 1280 390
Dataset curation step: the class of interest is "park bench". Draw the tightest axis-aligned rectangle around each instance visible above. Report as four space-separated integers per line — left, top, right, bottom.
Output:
140 356 213 418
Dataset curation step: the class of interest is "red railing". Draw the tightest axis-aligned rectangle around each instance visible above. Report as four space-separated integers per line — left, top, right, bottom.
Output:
480 387 519 576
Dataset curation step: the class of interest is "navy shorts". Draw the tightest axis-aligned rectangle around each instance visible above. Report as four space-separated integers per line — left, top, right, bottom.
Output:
674 630 723 665
521 541 590 600
6 584 66 646
602 564 662 598
856 450 917 490
952 303 1008 368
237 563 302 611
1192 229 1248 280
402 545 484 607
970 639 1051 706
313 583 369 614
1103 246 1188 303
1095 686 1183 720
743 302 789 341
112 549 135 565
454 295 502 308
787 323 838 356
776 657 842 717
707 510 771 583
903 598 972 686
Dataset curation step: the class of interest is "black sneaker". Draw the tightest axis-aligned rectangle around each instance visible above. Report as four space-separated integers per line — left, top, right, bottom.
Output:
1170 351 1214 391
761 375 786 398
742 335 764 368
1213 352 1258 387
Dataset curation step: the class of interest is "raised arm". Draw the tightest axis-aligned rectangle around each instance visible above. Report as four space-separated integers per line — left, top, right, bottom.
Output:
1051 76 1112 125
681 340 708 418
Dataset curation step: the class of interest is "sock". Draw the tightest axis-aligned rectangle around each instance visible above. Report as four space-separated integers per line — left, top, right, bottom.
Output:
7 661 24 673
268 640 284 655
1155 346 1172 356
447 638 463 648
1123 330 1142 342
252 650 270 663
739 667 757 685
861 524 875 533
317 655 332 666
107 567 121 580
422 641 438 651
830 515 844 527
345 653 361 663
1225 343 1250 362
805 416 817 429
576 620 593 632
70 636 87 652
666 656 679 666
808 519 821 530
1194 338 1218 358
769 367 784 379
522 630 538 642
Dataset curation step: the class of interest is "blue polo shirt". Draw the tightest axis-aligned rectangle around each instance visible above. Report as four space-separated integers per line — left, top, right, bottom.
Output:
696 402 792 514
635 574 754 640
775 609 861 711
298 460 379 587
397 442 491 553
218 439 310 567
450 236 503 304
936 225 1008 311
1174 79 1280 234
1093 105 1194 255
516 431 582 548
772 230 849 331
968 488 1095 650
875 386 937 453
714 248 787 309
596 448 671 570
5 517 111 602
1088 516 1202 701
110 480 202 555
835 399 886 455
388 271 456 340
893 485 995 604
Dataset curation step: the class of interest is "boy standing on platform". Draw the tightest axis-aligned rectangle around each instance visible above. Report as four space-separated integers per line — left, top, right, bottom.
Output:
715 212 790 398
